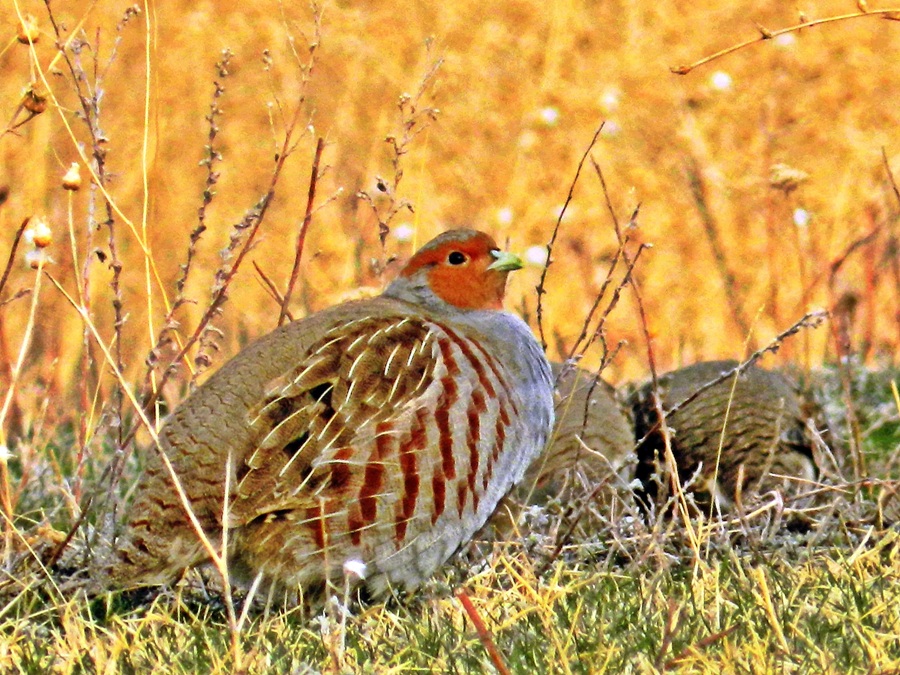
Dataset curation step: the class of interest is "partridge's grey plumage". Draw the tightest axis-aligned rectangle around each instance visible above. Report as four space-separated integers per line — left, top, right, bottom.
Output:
630 360 820 511
103 229 554 601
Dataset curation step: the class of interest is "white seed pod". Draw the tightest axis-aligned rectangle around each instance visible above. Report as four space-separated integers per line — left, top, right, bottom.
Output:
27 217 53 248
17 14 40 44
62 163 82 191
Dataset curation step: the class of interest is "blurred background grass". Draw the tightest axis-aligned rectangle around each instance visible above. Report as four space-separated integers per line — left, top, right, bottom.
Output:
1 0 898 422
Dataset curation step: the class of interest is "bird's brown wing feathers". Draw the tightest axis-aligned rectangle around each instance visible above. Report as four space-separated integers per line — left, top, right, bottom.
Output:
228 315 441 527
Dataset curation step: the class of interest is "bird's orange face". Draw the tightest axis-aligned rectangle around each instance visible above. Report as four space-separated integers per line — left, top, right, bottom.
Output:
399 231 523 310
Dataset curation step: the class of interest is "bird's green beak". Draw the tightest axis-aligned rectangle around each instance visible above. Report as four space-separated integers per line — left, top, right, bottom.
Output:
487 249 524 272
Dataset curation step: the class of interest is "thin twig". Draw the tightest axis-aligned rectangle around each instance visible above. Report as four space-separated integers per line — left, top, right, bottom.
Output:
141 49 232 403
592 155 624 244
535 123 605 351
654 599 682 672
882 147 900 209
671 9 900 74
253 261 292 321
658 310 828 422
456 588 511 675
279 136 325 326
357 54 442 262
0 217 30 302
572 243 648 363
664 625 738 669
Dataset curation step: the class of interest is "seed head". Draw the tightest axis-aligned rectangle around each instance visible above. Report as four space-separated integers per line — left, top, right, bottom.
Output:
769 163 809 194
25 249 49 269
22 82 48 115
62 163 82 191
17 14 40 44
26 217 53 249
342 558 367 581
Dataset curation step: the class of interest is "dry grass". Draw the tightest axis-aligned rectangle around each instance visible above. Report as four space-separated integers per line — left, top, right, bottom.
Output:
1 0 900 672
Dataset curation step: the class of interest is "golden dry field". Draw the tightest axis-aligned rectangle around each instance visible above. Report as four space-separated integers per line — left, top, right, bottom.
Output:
1 0 900 672
2 0 899 395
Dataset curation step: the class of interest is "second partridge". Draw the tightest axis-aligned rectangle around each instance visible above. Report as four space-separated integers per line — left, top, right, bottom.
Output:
630 360 820 511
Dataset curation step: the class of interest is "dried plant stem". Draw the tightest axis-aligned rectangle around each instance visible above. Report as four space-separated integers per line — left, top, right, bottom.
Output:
150 37 320 400
537 158 660 572
592 156 625 244
139 2 156 361
827 231 881 481
590 153 700 553
535 123 604 351
704 307 765 547
659 310 828 423
456 589 511 675
279 136 325 327
554 156 646 371
253 261 291 319
671 9 900 74
781 194 811 367
27 2 172 312
654 599 683 672
572 243 647 366
143 49 232 399
357 55 442 260
0 218 30 302
186 160 289 374
66 190 90 503
0 256 45 564
629 260 697 555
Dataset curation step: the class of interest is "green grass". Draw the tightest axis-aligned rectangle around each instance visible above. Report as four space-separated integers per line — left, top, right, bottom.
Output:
4 525 900 672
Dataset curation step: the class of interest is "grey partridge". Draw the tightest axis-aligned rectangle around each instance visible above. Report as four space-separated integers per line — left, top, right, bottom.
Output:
516 362 634 505
630 360 820 511
104 229 554 600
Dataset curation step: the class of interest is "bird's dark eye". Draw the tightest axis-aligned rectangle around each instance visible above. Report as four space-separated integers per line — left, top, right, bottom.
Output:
447 251 467 265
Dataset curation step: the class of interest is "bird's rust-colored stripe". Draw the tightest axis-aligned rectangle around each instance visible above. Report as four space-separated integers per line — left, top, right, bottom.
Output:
431 472 446 524
448 331 519 422
439 325 497 399
359 421 392 526
435 335 461 481
463 333 521 417
482 410 505 493
497 401 512 438
330 446 363 546
457 483 468 517
464 393 482 513
396 407 426 542
441 324 522 485
435 405 455 481
438 327 512 495
429 375 455 527
330 447 354 489
305 502 326 550
482 456 493 491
